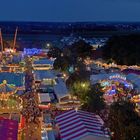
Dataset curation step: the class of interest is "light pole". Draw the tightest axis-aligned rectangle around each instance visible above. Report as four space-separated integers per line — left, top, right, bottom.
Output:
82 83 86 88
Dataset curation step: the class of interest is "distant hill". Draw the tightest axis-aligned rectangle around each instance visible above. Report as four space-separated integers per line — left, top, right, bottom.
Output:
0 21 140 35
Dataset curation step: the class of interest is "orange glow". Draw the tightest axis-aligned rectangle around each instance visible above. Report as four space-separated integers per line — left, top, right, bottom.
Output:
4 48 16 53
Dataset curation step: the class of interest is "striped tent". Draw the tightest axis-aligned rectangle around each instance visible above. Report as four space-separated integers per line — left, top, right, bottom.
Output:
56 110 110 140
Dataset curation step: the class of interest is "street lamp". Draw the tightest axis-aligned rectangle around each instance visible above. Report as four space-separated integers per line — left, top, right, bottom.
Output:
82 83 86 88
47 43 50 47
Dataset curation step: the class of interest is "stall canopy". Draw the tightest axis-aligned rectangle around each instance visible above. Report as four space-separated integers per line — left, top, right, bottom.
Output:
122 69 140 75
90 73 118 84
34 70 56 80
56 110 110 140
0 72 24 87
0 117 18 140
126 73 140 91
0 80 17 94
33 58 54 66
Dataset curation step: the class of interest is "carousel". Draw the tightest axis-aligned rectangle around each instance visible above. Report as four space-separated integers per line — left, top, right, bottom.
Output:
100 74 133 104
0 80 22 113
0 80 24 132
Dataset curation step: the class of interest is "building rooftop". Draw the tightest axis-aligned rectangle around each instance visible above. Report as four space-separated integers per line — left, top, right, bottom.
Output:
38 93 51 103
0 117 18 140
54 78 68 100
33 58 54 66
0 72 24 87
34 70 56 80
0 80 17 93
56 110 110 140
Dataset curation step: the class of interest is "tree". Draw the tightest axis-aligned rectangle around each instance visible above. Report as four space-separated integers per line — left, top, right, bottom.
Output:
66 70 90 88
52 40 92 73
108 100 140 140
53 56 71 72
70 81 90 97
66 72 105 114
70 39 93 61
81 83 105 113
102 34 140 65
47 46 62 58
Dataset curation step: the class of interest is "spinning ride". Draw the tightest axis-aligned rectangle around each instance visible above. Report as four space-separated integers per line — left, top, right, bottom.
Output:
0 80 22 112
100 74 133 103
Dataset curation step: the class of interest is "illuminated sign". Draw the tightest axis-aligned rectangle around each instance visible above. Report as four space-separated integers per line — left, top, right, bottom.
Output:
101 81 110 87
109 74 126 81
24 48 42 55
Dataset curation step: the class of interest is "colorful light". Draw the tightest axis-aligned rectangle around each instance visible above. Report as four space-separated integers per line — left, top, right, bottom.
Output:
24 48 42 55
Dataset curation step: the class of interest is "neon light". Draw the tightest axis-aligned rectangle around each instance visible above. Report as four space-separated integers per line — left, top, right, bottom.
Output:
101 81 110 87
24 48 42 55
109 74 126 81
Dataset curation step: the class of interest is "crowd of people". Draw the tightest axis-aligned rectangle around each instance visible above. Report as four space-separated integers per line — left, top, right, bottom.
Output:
22 56 42 123
21 91 41 124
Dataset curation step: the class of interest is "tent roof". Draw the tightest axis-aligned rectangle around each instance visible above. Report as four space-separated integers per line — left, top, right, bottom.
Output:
38 93 51 103
122 69 140 75
0 80 17 93
126 73 140 90
34 70 56 80
90 73 119 84
56 110 110 140
0 72 24 87
33 58 54 65
0 117 18 140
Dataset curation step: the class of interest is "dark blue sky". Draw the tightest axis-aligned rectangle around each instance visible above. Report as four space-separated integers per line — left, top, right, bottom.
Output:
0 0 140 22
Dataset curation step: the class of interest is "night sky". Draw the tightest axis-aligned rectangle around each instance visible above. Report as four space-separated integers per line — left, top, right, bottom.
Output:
0 0 140 22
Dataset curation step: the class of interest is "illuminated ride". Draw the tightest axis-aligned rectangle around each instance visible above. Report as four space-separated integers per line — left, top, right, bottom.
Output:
0 27 18 54
0 80 22 112
131 94 140 103
100 74 133 103
0 80 24 132
0 80 17 100
101 74 133 95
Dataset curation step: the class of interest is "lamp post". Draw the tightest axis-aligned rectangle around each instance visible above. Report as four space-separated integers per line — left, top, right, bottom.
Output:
82 83 86 88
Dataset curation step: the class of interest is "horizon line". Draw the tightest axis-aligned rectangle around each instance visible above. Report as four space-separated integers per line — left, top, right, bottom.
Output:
0 20 140 23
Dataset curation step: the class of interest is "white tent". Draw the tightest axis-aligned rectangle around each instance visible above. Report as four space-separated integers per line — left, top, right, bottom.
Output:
90 73 119 84
126 74 140 91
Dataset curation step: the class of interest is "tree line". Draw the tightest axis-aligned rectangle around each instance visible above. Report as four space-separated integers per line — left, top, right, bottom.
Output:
102 34 140 65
